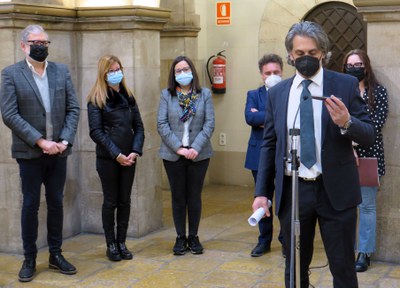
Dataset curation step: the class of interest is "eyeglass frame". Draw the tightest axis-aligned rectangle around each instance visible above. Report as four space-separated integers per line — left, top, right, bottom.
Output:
344 62 364 69
25 40 51 47
108 68 121 75
174 66 191 74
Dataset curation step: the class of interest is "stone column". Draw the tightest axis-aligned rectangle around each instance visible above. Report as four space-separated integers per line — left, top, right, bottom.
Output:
77 6 170 238
354 0 400 263
0 2 170 253
158 0 201 188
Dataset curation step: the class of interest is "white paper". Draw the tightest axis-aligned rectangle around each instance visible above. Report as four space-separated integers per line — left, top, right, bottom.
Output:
248 200 272 226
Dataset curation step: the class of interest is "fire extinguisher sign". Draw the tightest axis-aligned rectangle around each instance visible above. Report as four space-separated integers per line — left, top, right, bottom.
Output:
216 2 231 26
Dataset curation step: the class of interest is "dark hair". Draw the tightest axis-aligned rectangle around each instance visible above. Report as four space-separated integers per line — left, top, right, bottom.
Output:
258 54 283 73
167 55 201 96
342 49 378 110
285 21 332 66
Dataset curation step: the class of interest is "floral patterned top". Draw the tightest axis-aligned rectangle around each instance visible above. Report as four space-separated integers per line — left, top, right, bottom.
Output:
354 84 388 176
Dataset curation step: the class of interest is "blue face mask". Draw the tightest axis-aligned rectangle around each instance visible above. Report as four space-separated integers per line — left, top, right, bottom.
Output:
175 72 193 86
107 70 124 86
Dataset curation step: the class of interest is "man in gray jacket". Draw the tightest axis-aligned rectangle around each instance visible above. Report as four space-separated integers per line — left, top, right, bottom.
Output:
0 24 80 282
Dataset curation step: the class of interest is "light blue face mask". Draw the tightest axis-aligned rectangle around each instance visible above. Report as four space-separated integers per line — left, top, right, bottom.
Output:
107 70 124 86
175 72 193 86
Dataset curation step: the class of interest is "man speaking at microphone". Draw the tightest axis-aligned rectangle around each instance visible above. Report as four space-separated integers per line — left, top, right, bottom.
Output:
252 21 375 288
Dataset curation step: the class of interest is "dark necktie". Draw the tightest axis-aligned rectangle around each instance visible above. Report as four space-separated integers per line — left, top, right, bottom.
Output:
300 80 316 169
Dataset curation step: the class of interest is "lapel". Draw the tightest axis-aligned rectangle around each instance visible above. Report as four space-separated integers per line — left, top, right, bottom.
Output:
258 86 267 110
321 69 333 146
47 62 56 109
20 61 44 108
279 77 293 151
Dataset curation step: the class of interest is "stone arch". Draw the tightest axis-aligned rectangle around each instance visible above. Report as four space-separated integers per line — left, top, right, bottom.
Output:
258 0 355 76
304 2 366 71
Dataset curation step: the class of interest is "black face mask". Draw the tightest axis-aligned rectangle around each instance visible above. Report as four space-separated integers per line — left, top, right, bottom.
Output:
294 55 321 78
345 67 365 82
29 45 48 62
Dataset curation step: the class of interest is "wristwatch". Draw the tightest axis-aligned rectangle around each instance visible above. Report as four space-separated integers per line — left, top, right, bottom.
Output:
341 118 353 130
61 140 69 146
340 118 353 135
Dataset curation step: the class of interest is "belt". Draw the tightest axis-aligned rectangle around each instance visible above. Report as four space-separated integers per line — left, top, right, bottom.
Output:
298 175 322 182
284 175 322 182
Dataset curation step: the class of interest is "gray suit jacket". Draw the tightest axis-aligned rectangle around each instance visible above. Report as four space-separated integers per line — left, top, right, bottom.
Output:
157 87 215 162
0 60 80 159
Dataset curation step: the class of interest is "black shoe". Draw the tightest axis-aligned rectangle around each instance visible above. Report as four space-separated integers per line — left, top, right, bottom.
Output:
49 254 77 275
106 243 122 261
18 258 36 282
118 243 133 260
173 235 187 255
188 235 204 254
355 252 370 272
250 243 271 257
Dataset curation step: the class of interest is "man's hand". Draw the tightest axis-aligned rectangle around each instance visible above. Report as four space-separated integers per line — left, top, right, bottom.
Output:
56 141 68 154
36 138 60 155
252 196 271 217
324 95 351 127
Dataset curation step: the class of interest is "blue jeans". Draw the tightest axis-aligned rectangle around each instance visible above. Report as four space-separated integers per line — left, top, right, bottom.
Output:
17 156 67 259
357 186 378 254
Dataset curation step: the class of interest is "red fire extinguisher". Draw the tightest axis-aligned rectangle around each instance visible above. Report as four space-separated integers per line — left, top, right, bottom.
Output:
206 50 226 94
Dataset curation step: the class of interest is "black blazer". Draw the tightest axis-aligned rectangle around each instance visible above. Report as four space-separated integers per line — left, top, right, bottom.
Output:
254 69 375 214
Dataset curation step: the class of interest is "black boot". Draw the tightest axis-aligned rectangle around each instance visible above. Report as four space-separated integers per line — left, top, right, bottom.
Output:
49 254 77 275
187 235 204 254
173 235 187 255
355 252 370 272
106 243 122 261
118 243 133 260
18 258 36 282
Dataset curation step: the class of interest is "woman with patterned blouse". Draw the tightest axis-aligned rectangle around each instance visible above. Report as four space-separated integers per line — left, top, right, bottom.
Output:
343 49 389 273
157 56 215 255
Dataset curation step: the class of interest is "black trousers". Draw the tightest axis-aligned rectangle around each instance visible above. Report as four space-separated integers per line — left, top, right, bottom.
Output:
280 176 358 288
96 158 136 244
17 155 67 259
252 170 273 246
163 157 209 237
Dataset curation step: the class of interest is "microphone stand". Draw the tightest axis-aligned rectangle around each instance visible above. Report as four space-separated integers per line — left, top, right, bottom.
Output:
288 128 301 288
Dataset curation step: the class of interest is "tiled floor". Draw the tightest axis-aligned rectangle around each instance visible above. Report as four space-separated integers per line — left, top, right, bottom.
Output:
0 185 399 287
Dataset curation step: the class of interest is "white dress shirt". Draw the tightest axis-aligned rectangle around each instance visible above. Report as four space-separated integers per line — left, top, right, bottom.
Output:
286 68 324 178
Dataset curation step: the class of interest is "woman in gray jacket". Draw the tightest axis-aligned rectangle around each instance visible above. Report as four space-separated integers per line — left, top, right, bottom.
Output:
157 55 215 255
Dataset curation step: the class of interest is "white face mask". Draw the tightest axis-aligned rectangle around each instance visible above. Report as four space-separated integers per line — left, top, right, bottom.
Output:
264 74 282 88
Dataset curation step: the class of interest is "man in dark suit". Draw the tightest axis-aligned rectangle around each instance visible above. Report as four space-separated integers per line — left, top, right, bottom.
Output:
0 24 80 282
252 21 375 288
245 53 284 257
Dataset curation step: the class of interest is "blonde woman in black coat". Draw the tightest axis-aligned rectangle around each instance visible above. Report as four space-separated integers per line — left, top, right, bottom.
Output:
87 55 144 261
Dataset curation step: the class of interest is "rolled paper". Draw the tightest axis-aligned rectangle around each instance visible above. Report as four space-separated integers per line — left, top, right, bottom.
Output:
248 200 272 226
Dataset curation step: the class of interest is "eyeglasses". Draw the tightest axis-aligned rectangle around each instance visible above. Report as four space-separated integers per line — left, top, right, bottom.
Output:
26 40 51 47
108 68 121 75
344 62 363 69
175 66 191 74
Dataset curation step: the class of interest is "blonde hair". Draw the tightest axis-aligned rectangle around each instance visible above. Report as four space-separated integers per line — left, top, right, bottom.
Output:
87 55 134 108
